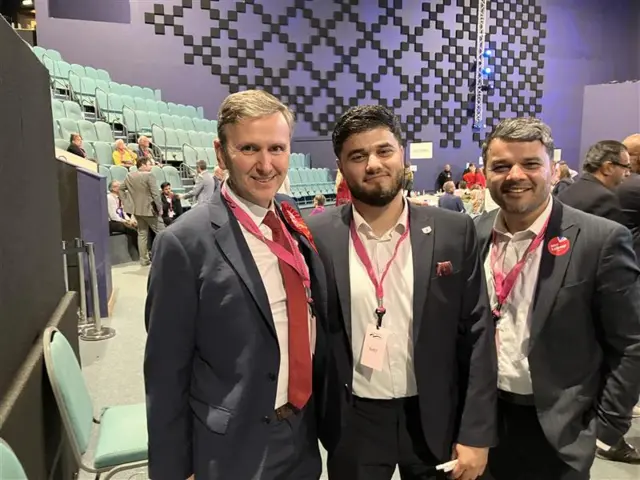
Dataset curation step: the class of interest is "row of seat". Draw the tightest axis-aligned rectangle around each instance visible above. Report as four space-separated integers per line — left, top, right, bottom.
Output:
55 118 114 143
100 165 185 193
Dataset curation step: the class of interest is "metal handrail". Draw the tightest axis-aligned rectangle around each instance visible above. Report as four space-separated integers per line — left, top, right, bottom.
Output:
122 104 137 139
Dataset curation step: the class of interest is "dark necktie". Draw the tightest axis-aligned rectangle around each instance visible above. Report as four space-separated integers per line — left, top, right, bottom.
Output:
263 211 312 409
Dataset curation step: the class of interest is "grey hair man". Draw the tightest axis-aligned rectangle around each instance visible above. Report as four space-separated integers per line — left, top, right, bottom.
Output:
181 159 216 205
475 117 640 479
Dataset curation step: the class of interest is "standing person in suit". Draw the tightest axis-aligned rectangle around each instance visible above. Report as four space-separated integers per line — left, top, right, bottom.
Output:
556 140 630 225
436 164 453 192
618 134 640 262
476 117 640 479
122 157 164 265
182 159 217 205
144 90 327 480
307 105 497 480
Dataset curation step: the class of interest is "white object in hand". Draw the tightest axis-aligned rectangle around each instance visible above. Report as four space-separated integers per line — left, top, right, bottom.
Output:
436 459 458 473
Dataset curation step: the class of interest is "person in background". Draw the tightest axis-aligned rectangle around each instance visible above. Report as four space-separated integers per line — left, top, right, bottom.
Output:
181 159 216 205
552 161 573 195
107 180 138 250
160 182 183 226
213 165 227 185
335 169 351 206
436 164 453 191
137 136 156 163
403 163 414 197
310 193 326 216
145 89 327 480
476 117 640 478
67 133 86 158
112 139 136 167
557 140 629 226
469 184 485 215
438 180 465 212
463 163 486 189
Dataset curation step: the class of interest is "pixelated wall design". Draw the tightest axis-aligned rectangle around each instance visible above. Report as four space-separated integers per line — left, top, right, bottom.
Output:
144 0 547 147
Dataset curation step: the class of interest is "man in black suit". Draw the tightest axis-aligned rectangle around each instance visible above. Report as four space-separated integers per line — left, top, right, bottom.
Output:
618 134 640 261
556 140 630 225
476 117 640 479
159 181 184 226
145 90 327 480
66 133 87 158
308 105 497 480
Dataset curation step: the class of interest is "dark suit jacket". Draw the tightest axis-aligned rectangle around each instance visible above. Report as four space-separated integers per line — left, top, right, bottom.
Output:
556 172 626 225
307 203 498 460
438 192 465 213
160 194 184 224
67 143 86 158
474 200 640 472
552 177 573 196
144 191 328 480
617 173 640 263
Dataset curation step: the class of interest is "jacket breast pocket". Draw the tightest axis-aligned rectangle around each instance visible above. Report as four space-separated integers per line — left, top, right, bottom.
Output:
190 397 232 435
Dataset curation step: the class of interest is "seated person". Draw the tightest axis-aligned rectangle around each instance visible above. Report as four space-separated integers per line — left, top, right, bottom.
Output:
137 135 156 164
160 182 183 226
438 180 465 212
107 180 138 250
462 163 486 188
112 139 137 167
67 133 87 158
310 193 326 216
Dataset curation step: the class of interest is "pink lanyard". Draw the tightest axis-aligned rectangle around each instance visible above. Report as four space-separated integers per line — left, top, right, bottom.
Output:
222 185 310 290
490 217 549 319
349 215 411 328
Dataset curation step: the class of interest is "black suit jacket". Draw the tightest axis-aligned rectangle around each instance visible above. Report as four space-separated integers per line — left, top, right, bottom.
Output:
617 173 640 263
556 172 626 225
307 202 497 460
160 194 184 224
144 191 328 479
475 200 640 471
67 143 86 158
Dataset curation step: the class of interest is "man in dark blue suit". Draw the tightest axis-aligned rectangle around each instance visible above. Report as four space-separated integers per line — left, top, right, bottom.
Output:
437 180 465 213
144 90 327 480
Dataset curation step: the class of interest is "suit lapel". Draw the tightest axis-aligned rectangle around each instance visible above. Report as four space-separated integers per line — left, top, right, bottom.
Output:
409 204 435 344
529 201 578 350
209 193 276 338
333 206 354 345
476 210 498 261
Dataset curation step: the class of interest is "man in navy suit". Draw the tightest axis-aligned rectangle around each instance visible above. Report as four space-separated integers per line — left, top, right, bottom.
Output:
438 180 466 213
144 90 327 480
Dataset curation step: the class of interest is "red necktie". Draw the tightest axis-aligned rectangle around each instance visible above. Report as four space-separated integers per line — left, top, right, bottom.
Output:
263 211 312 409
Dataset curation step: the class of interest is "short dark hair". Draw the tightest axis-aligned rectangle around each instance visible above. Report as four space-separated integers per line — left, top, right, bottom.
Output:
332 105 403 157
70 133 81 143
583 140 628 173
160 182 171 189
196 159 208 171
136 157 150 169
482 117 554 163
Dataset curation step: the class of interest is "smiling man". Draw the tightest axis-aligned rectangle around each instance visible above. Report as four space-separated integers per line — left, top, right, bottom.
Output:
475 117 640 479
144 90 328 480
307 105 497 480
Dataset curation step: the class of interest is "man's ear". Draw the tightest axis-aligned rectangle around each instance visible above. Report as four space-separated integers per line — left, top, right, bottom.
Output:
214 139 226 170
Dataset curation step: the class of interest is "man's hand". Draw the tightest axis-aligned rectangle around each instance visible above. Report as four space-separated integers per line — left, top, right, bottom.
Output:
450 444 488 480
186 475 194 480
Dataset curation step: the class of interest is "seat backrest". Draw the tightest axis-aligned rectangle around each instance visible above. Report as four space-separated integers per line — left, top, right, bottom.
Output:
110 165 128 182
78 119 98 142
120 95 135 110
70 63 85 78
84 66 98 79
146 98 159 113
151 165 166 185
83 142 96 160
105 93 123 111
98 165 112 189
156 101 170 115
93 141 114 165
96 68 111 82
95 79 110 95
151 125 166 147
94 121 114 142
205 147 217 166
131 85 145 99
188 130 202 147
163 166 183 189
176 129 191 146
184 105 198 118
134 97 147 111
141 87 155 100
180 116 195 131
0 439 28 480
57 118 79 139
55 139 69 150
160 113 175 129
136 110 151 130
51 99 65 119
81 77 96 95
32 45 46 60
54 61 71 79
46 49 63 61
165 128 179 146
148 112 162 129
184 146 198 168
62 100 83 121
43 328 94 456
118 83 134 97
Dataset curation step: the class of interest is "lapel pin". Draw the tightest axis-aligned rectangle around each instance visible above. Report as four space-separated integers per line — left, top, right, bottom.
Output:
422 226 432 234
548 236 570 256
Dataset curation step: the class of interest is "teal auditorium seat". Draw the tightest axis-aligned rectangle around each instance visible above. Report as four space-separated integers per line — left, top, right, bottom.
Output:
78 119 98 142
93 141 114 165
110 166 128 182
84 142 96 160
0 439 28 480
43 327 148 480
162 166 185 193
63 100 83 121
94 121 114 143
55 139 69 150
150 166 166 186
51 99 65 119
57 118 79 138
98 165 112 189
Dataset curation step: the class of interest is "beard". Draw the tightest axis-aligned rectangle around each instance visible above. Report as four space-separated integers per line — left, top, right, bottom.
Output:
346 168 405 207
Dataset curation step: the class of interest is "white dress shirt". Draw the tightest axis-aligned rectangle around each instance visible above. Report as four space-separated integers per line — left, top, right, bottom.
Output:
107 193 129 222
349 201 417 399
484 196 553 395
225 186 314 409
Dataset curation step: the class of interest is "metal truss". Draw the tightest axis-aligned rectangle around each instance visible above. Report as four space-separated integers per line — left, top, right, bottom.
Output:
473 0 488 130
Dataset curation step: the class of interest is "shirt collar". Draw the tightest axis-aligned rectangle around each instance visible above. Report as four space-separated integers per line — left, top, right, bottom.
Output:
224 182 275 227
352 198 409 238
494 195 553 237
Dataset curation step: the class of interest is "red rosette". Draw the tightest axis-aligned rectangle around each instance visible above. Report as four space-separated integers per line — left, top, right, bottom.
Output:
281 202 318 253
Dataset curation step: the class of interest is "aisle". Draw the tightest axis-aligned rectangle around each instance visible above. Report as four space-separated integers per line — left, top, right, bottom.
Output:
77 263 640 480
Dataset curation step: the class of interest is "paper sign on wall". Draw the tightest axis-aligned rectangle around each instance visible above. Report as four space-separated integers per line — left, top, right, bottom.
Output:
554 149 562 161
478 156 484 166
409 142 433 159
409 165 418 172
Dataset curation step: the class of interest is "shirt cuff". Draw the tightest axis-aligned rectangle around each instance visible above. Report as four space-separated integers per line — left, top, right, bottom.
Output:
596 439 611 451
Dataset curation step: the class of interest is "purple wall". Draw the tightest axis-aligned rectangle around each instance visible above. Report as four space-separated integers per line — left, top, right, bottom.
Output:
35 0 640 187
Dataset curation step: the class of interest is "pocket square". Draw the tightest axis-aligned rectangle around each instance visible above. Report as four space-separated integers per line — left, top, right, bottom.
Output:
436 261 453 277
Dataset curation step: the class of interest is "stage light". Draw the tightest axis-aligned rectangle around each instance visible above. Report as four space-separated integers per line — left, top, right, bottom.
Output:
482 67 492 75
483 49 494 58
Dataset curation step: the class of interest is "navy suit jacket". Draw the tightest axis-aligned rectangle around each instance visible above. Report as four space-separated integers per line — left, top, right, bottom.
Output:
438 192 465 213
144 190 328 480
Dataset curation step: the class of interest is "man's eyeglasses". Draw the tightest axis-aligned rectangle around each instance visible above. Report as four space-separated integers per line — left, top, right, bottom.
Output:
610 160 632 170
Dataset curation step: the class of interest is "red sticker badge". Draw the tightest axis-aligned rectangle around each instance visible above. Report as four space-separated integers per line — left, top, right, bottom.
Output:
548 236 570 256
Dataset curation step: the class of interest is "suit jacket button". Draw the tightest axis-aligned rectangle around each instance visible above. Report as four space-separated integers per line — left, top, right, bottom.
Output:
263 416 271 424
267 373 276 381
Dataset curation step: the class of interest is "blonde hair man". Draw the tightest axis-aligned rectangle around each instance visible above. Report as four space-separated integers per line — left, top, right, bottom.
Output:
145 90 326 480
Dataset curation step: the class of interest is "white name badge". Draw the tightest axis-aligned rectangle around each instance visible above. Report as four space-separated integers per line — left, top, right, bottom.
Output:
359 324 390 371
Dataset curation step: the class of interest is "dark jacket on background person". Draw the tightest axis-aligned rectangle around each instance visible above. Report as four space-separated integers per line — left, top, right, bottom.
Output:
556 172 626 225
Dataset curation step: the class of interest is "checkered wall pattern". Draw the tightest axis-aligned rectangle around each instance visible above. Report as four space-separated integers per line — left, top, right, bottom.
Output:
144 0 547 148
